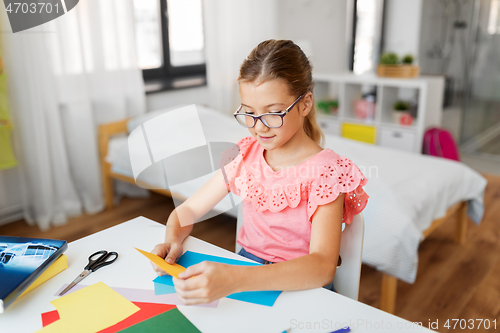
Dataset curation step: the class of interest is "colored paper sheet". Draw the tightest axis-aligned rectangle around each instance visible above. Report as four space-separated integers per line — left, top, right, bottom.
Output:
20 255 68 298
135 248 186 278
41 311 60 327
119 307 201 333
54 284 218 308
153 251 282 307
177 251 261 268
42 302 176 332
36 282 140 333
153 281 177 295
225 290 282 307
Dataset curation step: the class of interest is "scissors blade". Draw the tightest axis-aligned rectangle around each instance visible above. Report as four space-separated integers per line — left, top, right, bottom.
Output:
58 270 91 296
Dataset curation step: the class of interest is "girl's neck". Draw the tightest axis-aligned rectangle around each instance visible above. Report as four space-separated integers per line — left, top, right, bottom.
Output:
264 129 321 166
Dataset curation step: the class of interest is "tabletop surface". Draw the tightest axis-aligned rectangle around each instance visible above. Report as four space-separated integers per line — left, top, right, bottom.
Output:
0 217 434 333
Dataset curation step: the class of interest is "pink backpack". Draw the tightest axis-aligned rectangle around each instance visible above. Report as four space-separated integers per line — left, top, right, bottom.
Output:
423 127 460 161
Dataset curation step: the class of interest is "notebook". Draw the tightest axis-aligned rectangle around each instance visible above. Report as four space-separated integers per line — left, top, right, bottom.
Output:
0 235 67 313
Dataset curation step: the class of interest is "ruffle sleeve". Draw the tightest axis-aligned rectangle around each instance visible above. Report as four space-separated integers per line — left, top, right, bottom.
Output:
219 136 255 192
307 157 369 224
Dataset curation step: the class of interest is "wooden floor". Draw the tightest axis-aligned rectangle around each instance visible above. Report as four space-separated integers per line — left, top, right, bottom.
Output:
2 174 500 332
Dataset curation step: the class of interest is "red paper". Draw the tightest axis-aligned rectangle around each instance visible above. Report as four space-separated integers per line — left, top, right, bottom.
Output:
41 310 60 326
41 302 176 332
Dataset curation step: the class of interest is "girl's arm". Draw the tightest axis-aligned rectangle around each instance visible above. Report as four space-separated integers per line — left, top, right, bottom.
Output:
173 193 344 304
151 169 230 271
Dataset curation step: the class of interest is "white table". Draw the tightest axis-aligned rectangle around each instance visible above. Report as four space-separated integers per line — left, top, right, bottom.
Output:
0 217 434 333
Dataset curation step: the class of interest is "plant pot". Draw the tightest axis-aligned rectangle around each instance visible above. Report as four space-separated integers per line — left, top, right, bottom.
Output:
392 111 413 126
377 65 419 78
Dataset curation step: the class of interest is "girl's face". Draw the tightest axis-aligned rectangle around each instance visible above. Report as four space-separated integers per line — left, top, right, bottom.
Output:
238 78 312 150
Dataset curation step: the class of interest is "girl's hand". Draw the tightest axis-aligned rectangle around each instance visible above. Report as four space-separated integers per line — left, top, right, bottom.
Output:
173 261 239 305
150 241 183 276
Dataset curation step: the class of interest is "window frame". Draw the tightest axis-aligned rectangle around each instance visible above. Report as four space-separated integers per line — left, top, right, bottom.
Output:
347 0 386 73
141 0 206 83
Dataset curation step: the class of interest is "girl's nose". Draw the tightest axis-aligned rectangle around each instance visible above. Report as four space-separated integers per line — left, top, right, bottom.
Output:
254 118 269 132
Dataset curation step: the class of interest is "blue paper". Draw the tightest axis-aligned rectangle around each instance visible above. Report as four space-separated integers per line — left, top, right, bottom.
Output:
152 251 282 306
153 279 177 295
177 251 261 267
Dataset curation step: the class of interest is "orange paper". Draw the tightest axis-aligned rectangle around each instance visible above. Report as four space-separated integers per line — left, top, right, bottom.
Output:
134 248 186 278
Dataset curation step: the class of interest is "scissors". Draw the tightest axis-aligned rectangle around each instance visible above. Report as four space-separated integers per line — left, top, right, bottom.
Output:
58 250 118 296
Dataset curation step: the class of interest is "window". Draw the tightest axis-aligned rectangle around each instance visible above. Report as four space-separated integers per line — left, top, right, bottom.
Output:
348 0 385 75
488 0 500 34
133 0 206 92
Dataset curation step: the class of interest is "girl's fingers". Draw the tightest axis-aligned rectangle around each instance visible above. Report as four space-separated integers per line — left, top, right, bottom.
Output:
174 281 209 299
165 243 182 264
178 262 207 279
177 295 209 305
173 274 207 292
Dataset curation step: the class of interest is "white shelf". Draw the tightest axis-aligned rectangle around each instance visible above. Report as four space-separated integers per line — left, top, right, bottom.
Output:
313 72 445 153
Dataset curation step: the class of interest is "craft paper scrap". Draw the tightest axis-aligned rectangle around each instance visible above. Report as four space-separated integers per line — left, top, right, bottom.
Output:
41 310 60 327
135 247 186 278
119 307 201 333
36 282 139 333
41 302 176 332
153 281 177 295
153 251 282 307
54 284 218 308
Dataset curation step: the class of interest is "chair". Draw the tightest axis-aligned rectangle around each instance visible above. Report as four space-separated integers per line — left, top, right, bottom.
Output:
234 204 365 301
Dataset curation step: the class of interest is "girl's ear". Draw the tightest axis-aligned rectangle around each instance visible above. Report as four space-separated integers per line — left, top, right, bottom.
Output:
301 91 314 116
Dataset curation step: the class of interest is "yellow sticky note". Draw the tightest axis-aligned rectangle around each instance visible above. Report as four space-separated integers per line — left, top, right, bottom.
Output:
134 247 186 278
36 282 139 333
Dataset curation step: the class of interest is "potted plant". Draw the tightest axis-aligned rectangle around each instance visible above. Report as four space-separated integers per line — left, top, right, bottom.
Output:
392 100 413 125
377 52 419 78
317 99 339 116
402 54 414 65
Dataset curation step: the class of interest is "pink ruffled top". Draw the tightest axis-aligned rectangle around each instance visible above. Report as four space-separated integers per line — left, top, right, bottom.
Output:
220 136 369 263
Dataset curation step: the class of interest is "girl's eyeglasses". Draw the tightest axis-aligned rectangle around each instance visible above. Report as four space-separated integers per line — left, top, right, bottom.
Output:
234 94 305 128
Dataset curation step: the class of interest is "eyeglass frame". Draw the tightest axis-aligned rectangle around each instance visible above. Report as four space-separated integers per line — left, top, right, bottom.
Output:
233 93 307 129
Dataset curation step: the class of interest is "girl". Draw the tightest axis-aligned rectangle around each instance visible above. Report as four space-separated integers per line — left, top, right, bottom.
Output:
151 39 369 305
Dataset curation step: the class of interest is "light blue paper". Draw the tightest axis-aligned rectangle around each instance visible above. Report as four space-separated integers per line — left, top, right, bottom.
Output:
152 251 282 306
153 280 177 295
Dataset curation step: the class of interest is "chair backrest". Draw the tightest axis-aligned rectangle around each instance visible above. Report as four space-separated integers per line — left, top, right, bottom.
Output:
333 213 365 301
234 204 365 301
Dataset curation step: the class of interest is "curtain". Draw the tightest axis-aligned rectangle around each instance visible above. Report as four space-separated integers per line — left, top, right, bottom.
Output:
203 0 278 116
0 0 146 230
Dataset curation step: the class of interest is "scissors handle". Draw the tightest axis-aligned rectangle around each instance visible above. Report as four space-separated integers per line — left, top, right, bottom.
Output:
85 250 118 272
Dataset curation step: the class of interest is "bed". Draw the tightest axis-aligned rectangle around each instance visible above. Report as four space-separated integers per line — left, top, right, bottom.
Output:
98 104 487 313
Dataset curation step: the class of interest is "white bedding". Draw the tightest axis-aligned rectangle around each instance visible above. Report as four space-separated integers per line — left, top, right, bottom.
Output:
107 105 487 283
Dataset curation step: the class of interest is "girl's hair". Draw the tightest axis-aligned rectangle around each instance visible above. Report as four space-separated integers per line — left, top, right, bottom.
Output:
238 39 325 147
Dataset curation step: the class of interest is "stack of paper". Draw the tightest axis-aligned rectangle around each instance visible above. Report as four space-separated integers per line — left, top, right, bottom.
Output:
39 282 201 332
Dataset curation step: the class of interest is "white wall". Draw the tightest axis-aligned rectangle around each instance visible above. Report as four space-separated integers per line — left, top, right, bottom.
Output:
383 0 423 59
277 0 349 73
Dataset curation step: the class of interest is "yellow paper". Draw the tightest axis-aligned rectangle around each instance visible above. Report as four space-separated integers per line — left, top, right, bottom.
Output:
134 247 186 278
36 282 139 333
20 255 67 298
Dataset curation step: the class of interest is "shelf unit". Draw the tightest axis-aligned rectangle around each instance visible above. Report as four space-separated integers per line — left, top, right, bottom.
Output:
313 72 445 153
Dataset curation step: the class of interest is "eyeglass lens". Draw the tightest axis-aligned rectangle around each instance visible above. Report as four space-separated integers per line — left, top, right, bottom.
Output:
235 113 283 128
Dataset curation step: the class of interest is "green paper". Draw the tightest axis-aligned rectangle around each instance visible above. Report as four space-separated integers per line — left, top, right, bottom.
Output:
118 308 201 333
